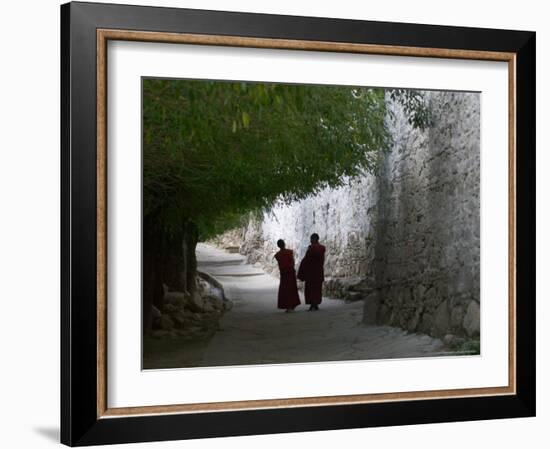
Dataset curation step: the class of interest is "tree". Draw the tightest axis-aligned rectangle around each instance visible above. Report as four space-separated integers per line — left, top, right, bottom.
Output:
142 78 428 333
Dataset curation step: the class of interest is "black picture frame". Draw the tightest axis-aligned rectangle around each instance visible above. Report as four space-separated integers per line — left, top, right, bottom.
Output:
61 1 536 446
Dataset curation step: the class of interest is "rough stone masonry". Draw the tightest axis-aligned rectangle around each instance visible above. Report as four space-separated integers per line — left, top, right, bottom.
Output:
213 90 480 339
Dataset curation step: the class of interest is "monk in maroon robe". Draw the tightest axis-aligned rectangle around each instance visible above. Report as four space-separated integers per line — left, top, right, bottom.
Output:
274 239 301 312
298 233 326 311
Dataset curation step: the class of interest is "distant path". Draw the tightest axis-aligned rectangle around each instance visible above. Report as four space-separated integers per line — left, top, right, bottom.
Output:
197 243 446 367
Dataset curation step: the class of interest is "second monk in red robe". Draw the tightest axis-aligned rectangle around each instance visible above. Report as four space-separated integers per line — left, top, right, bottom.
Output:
298 233 326 311
274 239 301 312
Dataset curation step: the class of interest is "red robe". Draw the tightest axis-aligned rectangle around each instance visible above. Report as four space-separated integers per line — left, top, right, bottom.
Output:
298 243 326 305
274 249 301 310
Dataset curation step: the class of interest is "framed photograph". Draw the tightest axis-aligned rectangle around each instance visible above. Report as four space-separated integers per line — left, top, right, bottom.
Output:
60 1 535 446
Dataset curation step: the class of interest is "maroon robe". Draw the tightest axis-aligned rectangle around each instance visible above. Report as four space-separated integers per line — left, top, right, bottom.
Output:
274 249 301 310
298 243 326 305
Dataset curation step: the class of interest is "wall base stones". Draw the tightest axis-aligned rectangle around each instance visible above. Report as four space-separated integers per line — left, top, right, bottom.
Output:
150 275 232 340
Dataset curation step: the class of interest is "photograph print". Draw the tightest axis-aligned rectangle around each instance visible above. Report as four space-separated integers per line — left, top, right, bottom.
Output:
141 78 480 370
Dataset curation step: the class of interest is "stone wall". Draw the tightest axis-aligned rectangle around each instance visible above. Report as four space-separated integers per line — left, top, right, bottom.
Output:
366 91 480 338
213 91 480 339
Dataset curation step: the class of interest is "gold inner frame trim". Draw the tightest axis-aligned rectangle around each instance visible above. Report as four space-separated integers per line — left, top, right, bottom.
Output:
96 28 517 419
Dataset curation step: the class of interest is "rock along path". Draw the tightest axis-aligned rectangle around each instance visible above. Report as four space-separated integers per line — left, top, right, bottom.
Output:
196 243 447 367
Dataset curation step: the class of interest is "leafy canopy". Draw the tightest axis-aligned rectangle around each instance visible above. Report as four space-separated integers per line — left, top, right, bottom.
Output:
143 79 427 239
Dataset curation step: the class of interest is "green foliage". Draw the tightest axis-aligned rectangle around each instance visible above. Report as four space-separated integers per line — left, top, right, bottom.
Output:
389 89 432 129
143 79 426 239
448 337 480 355
459 338 480 355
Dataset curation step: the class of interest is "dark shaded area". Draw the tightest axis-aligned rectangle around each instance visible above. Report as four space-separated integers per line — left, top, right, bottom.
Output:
143 335 214 369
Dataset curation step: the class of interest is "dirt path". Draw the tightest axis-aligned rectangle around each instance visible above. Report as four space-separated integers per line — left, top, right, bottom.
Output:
197 243 447 367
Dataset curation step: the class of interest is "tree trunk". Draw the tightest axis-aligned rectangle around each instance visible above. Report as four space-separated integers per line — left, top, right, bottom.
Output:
143 222 166 335
184 221 199 294
143 224 157 335
142 219 199 336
